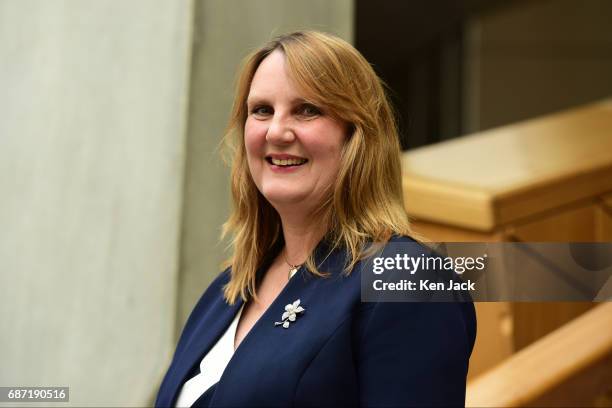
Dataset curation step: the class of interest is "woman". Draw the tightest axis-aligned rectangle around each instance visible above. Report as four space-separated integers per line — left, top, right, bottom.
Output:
156 31 476 407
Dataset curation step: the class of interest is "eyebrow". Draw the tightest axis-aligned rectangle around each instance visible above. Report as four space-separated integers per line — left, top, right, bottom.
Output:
246 96 312 106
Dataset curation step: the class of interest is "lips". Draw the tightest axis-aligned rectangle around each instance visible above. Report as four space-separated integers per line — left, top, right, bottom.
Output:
265 154 308 167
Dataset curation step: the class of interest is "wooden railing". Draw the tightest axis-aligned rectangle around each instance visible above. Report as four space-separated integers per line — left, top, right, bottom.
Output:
466 302 612 407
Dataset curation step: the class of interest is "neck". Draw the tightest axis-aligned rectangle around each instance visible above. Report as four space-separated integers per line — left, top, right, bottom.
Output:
279 211 327 265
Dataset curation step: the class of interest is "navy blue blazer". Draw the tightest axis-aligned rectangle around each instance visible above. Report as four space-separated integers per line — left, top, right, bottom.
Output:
156 236 476 407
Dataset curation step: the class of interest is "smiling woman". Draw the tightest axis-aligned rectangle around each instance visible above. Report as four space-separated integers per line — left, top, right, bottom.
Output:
155 31 476 408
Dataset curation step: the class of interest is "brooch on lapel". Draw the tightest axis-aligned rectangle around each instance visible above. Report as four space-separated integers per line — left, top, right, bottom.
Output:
274 299 305 329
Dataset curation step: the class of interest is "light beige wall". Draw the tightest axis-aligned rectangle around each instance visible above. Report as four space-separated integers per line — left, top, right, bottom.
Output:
178 0 354 329
463 0 612 133
0 1 193 406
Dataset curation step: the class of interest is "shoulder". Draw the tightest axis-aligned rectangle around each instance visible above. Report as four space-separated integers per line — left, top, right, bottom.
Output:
356 234 434 269
353 233 440 284
375 233 434 257
355 233 477 352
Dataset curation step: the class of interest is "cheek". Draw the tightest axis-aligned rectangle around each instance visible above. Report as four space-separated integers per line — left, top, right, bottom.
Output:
304 124 346 191
324 146 344 180
244 120 266 162
310 123 346 164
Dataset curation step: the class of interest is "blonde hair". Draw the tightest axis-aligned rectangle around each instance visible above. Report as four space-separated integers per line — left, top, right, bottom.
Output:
221 31 413 304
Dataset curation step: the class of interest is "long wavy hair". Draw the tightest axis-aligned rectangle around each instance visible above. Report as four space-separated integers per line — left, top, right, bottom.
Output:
221 31 413 304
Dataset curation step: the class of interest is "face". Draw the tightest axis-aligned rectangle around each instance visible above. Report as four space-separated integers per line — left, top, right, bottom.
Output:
244 50 348 214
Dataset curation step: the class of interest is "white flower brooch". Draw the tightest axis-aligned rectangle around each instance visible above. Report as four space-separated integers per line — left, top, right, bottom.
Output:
274 299 305 329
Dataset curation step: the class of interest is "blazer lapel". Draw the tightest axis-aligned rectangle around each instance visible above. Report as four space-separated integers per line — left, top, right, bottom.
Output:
208 240 343 406
164 295 244 407
208 268 316 406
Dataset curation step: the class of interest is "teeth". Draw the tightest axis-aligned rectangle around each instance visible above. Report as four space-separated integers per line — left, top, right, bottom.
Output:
271 158 307 166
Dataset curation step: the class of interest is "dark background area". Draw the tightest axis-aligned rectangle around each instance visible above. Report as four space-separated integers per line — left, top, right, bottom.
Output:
355 0 612 150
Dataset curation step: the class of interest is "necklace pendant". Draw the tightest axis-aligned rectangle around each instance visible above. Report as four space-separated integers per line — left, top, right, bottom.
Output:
283 249 302 280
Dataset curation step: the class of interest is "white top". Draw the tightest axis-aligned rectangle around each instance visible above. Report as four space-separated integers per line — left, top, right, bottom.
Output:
174 305 245 408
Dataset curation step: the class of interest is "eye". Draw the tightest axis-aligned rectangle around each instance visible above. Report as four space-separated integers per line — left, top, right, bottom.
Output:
251 105 273 117
298 103 321 118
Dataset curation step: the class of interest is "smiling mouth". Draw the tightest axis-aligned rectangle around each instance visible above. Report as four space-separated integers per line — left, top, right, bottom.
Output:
266 157 308 167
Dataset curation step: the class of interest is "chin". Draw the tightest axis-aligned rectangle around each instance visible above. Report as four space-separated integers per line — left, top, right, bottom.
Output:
262 188 309 207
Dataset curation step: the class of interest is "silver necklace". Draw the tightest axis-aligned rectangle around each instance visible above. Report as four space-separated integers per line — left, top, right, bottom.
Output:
283 250 302 279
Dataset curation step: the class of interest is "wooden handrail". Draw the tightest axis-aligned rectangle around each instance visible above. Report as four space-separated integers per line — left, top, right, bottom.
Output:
402 99 612 230
466 302 612 407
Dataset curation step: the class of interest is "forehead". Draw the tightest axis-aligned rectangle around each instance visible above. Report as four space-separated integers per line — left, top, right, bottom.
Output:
248 50 302 101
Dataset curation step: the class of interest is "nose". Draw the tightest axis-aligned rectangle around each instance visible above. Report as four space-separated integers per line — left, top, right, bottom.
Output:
265 114 296 145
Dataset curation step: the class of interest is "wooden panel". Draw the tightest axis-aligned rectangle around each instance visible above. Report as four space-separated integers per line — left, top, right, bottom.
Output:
506 204 601 349
596 199 612 241
595 201 612 302
509 203 597 242
409 219 503 242
525 353 612 407
511 303 594 351
402 99 612 230
469 302 514 379
466 303 612 408
601 192 612 210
